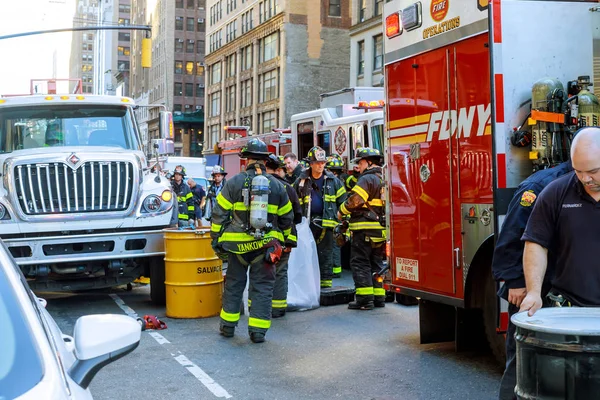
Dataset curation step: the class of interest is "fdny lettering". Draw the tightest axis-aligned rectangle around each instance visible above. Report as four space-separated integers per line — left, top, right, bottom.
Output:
426 104 491 141
197 265 223 274
236 238 271 252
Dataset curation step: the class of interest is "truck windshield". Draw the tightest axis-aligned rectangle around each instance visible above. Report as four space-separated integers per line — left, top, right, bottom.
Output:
0 105 140 153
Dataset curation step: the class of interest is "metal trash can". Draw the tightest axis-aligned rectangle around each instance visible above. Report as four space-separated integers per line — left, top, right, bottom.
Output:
163 228 223 318
512 308 600 399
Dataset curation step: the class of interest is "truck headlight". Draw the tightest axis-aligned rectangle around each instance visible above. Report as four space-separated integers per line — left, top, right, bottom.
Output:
142 195 162 213
0 203 6 220
161 190 173 202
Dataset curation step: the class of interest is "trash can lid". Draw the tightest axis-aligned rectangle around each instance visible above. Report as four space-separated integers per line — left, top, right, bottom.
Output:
512 308 600 335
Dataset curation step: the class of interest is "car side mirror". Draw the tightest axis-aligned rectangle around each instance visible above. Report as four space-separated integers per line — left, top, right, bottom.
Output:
68 314 141 389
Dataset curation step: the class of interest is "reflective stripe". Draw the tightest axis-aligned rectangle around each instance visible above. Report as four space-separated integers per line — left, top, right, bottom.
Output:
321 280 332 287
248 317 271 329
370 236 387 242
332 266 342 274
248 299 252 307
368 199 383 207
220 309 240 322
340 203 351 215
233 202 248 211
219 231 285 243
272 299 287 308
356 287 374 295
178 214 189 220
185 192 193 200
187 205 195 211
349 221 385 230
300 195 310 205
374 288 386 296
283 227 291 236
287 234 297 242
324 194 337 202
322 219 337 228
336 186 346 198
268 204 278 214
278 201 292 216
352 185 369 201
216 193 233 210
211 223 222 232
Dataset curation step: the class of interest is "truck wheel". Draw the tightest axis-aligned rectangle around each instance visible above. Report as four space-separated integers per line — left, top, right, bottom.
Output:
481 262 506 365
149 256 166 306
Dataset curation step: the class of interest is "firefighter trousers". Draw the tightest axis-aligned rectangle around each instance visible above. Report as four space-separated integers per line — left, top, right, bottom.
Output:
350 230 385 304
272 250 291 317
220 249 276 335
332 244 342 277
312 226 333 287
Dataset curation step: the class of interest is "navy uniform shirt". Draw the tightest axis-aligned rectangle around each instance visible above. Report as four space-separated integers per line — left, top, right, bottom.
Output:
522 171 600 306
492 162 572 300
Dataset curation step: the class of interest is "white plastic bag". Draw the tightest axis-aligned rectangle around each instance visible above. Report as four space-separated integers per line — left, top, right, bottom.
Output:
287 217 320 311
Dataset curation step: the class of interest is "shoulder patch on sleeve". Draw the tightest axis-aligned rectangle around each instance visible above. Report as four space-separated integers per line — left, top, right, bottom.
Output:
520 190 537 207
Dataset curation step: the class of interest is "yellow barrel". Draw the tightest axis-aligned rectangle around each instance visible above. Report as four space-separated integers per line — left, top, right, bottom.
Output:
163 228 223 318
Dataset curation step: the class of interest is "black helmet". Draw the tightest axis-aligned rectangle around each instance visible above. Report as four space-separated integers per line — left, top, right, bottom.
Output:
305 146 328 162
173 165 186 177
326 158 344 171
352 147 383 165
265 154 285 170
328 153 343 162
211 165 228 176
240 138 270 159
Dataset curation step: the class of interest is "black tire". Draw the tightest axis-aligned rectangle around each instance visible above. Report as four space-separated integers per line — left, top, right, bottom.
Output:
481 262 506 365
149 256 166 306
396 292 419 306
385 290 395 303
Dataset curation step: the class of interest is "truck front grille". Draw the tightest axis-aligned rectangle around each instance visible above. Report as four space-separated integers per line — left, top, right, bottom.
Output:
14 161 135 215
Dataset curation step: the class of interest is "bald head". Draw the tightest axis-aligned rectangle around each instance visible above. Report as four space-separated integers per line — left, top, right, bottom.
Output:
571 127 600 193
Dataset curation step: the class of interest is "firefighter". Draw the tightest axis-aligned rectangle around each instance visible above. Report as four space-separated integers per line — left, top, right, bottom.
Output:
326 157 346 278
341 164 360 192
171 165 195 227
294 146 346 288
283 152 304 184
255 154 303 318
187 178 206 226
210 138 294 343
204 165 227 221
338 148 386 310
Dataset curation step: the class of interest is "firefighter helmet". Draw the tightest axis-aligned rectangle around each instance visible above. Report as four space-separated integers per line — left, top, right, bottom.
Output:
173 165 186 177
300 160 309 169
328 153 342 162
326 158 344 171
305 146 328 162
265 154 285 170
352 147 383 165
211 165 228 176
240 138 270 159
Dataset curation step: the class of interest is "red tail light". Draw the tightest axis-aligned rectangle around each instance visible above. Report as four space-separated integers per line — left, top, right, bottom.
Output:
386 13 402 38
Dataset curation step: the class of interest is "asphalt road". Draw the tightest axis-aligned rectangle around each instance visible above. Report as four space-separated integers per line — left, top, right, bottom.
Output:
43 271 502 400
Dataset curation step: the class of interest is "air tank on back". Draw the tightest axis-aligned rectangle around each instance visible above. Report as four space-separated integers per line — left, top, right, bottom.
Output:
576 75 600 127
531 77 565 170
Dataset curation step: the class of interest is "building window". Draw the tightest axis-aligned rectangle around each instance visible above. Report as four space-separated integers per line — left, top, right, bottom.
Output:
197 18 204 31
197 40 204 53
260 69 277 103
118 4 131 13
242 45 253 70
118 18 130 25
176 16 184 30
359 0 366 22
241 79 252 108
187 0 195 7
210 124 220 146
174 82 183 96
259 0 275 24
262 110 276 133
374 0 383 17
118 33 130 42
176 0 183 7
186 40 194 53
175 61 183 74
174 104 182 112
242 9 253 33
227 54 236 77
196 86 204 97
373 35 383 71
118 46 130 56
226 85 236 112
358 41 365 75
226 21 237 42
187 17 195 31
185 83 194 97
211 62 222 84
175 38 184 52
118 61 129 71
329 0 341 17
186 61 194 75
260 32 278 63
196 62 205 76
226 0 237 13
210 92 221 117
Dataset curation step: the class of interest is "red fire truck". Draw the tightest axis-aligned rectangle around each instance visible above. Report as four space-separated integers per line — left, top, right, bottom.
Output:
382 0 600 362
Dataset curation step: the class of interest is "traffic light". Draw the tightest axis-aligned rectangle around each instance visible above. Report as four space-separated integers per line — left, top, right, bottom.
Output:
142 38 152 68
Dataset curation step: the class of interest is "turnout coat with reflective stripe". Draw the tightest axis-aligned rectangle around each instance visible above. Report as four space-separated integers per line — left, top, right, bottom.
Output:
210 163 294 254
339 167 385 241
293 169 346 229
172 181 195 220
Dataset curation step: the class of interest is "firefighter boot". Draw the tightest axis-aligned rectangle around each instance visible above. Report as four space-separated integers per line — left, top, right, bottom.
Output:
250 332 265 343
219 324 235 338
348 300 374 310
271 309 286 319
374 300 386 308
